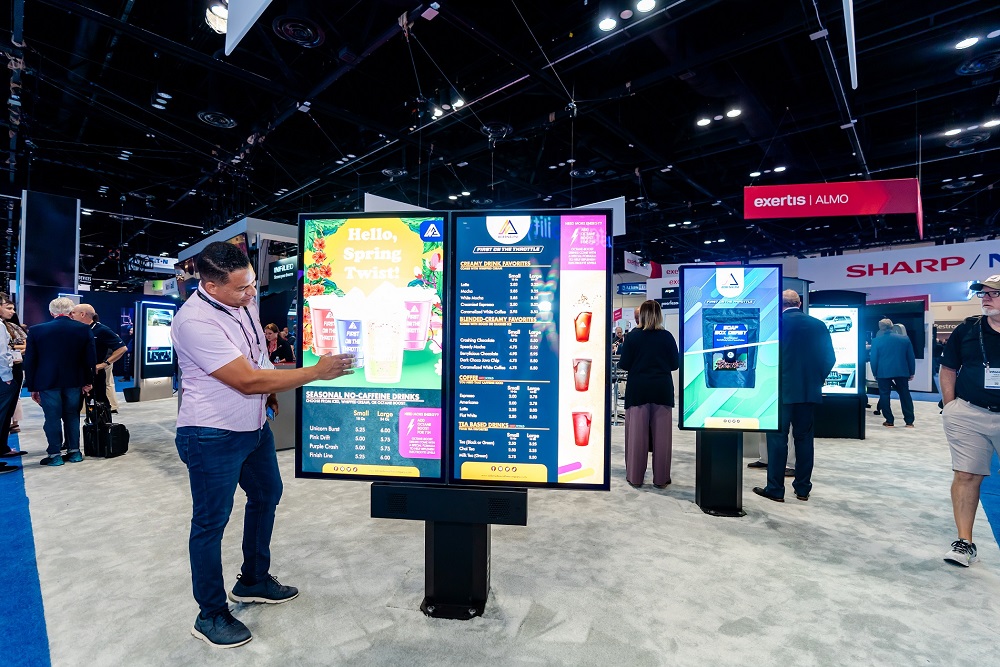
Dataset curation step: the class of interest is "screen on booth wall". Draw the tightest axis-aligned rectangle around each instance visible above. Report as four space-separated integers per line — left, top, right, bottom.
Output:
810 306 861 395
449 211 611 490
679 265 781 430
296 215 446 482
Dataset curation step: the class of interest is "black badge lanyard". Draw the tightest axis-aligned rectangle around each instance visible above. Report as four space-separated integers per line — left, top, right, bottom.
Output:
197 290 262 363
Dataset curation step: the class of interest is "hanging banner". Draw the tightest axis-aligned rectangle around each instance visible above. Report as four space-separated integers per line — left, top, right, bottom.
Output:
744 178 923 239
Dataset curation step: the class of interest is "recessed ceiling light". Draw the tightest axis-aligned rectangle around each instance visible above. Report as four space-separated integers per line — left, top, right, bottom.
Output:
945 129 962 136
717 238 725 242
461 191 470 196
599 17 616 31
956 37 979 49
942 178 953 182
636 0 656 12
958 176 967 180
81 210 92 216
548 165 557 169
983 119 1000 127
660 167 671 172
682 220 691 225
749 171 761 178
973 173 984 177
966 125 980 130
696 118 711 127
667 223 676 227
121 150 132 155
448 195 458 200
713 115 724 121
558 162 566 166
566 158 576 164
151 102 166 110
620 9 633 19
774 166 787 172
118 155 129 160
988 29 1000 39
704 240 712 244
726 108 742 118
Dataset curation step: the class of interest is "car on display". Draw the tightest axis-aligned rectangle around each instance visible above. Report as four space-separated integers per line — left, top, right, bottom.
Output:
825 362 857 389
824 315 852 333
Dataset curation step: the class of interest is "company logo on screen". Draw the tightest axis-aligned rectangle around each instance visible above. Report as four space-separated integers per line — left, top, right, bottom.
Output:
486 216 530 244
716 268 744 297
419 219 444 242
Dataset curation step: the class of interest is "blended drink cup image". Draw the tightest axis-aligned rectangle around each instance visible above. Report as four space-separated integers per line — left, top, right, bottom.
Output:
402 286 437 351
307 294 341 356
364 283 408 384
572 358 592 392
572 411 592 447
574 311 593 343
333 288 366 368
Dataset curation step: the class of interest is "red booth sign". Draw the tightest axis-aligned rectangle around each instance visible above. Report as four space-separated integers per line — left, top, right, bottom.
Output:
744 178 923 238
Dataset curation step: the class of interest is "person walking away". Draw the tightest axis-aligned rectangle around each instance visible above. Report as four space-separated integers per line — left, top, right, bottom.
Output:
869 318 916 428
23 297 96 466
940 276 1000 567
753 290 835 502
618 300 679 488
172 241 354 648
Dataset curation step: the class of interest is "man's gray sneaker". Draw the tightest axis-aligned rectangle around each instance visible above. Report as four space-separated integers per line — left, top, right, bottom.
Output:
228 574 299 604
944 539 978 567
191 610 251 648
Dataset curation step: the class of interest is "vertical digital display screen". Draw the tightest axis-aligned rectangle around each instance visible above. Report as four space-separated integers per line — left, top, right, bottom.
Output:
138 302 176 379
679 265 781 430
449 211 611 490
297 215 445 481
810 306 860 395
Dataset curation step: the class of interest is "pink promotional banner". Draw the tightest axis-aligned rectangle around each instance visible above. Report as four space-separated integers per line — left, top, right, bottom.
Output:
743 178 923 239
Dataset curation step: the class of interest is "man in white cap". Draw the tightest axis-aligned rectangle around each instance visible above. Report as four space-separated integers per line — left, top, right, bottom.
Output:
940 275 1000 567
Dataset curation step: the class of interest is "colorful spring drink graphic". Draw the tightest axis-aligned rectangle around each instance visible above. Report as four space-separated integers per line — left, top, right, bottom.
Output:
402 286 437 351
334 288 366 367
572 411 593 446
573 358 592 392
574 312 593 342
307 293 341 355
364 283 408 384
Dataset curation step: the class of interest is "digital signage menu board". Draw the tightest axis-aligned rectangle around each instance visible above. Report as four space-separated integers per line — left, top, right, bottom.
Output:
296 214 445 481
679 265 781 430
810 306 861 395
450 211 611 490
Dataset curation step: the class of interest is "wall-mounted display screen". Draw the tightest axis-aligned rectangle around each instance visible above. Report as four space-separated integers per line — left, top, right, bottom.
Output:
296 214 445 482
679 265 781 430
449 211 611 490
138 301 176 379
810 306 861 395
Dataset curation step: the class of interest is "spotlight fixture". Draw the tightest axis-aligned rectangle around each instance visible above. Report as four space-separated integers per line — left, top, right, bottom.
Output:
749 171 761 178
944 128 962 136
726 108 742 118
598 17 616 31
205 0 228 34
984 119 1000 127
620 9 633 20
989 30 1000 39
598 2 617 32
636 0 656 12
774 166 787 172
461 191 470 196
682 220 691 225
955 37 979 50
696 117 711 127
448 195 458 200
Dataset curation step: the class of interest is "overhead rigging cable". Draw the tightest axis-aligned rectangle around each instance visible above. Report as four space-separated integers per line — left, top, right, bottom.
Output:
509 0 573 106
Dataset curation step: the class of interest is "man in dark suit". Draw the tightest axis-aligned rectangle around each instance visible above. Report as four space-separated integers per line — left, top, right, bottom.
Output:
869 318 916 427
23 297 96 466
754 290 836 502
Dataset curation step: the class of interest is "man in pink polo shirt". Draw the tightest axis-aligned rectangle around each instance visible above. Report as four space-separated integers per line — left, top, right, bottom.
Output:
173 241 353 649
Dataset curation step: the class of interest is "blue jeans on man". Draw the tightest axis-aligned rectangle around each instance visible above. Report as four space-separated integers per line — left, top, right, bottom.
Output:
175 423 282 616
765 403 816 499
38 387 83 455
876 376 914 426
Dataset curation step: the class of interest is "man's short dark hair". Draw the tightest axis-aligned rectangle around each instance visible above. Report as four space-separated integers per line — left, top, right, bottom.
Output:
197 242 251 285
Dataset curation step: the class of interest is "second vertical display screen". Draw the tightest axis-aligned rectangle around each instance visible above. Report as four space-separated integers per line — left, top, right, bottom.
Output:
451 212 610 489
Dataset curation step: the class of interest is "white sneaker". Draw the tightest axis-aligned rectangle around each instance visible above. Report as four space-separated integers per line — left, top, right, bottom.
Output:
944 539 978 567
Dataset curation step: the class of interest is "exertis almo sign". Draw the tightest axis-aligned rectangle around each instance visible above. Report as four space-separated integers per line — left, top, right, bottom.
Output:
678 265 781 431
295 210 612 491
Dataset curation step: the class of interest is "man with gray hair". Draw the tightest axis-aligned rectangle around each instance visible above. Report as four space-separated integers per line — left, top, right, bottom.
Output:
23 297 96 466
869 318 915 428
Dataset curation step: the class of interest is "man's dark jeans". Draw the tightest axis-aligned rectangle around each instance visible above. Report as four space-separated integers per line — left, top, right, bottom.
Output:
175 423 282 616
0 378 18 455
877 377 914 426
38 387 83 455
765 402 816 499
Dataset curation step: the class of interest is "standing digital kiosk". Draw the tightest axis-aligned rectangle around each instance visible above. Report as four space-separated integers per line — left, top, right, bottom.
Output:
810 290 867 439
294 209 612 618
679 265 782 516
129 301 177 401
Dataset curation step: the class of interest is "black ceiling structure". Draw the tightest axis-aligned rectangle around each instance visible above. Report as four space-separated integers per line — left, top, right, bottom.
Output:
2 0 1000 284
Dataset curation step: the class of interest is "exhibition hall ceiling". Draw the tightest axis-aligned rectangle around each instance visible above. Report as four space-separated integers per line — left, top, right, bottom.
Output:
2 0 1000 281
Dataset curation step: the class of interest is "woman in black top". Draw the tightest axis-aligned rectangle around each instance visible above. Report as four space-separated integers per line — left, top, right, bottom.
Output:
264 323 295 363
618 300 679 488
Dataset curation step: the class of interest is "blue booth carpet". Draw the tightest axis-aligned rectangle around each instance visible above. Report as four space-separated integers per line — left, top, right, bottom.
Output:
0 433 51 667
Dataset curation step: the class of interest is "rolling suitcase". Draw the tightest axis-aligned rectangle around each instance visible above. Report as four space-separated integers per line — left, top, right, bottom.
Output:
100 422 129 458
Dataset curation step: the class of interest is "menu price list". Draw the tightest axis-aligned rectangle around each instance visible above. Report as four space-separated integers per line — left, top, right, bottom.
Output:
453 227 561 483
300 389 441 479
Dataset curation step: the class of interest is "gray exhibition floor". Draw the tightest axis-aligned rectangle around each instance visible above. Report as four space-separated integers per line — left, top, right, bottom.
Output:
15 395 1000 666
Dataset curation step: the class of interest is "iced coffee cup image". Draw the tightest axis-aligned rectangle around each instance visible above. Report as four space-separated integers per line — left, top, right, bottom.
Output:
570 293 594 343
572 411 593 447
306 293 342 356
334 288 367 368
572 358 592 392
401 286 437 351
364 283 408 384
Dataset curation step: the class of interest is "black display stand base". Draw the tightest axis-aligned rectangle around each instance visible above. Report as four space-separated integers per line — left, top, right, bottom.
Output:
371 483 527 620
695 431 746 517
815 395 866 439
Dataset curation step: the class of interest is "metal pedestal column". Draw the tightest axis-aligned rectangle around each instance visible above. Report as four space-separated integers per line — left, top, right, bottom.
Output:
695 430 746 517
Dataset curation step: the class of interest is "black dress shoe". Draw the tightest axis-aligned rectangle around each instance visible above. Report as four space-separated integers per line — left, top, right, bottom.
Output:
626 481 643 489
1 450 27 457
747 460 767 469
795 494 809 501
752 487 784 502
784 467 795 477
653 480 671 489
